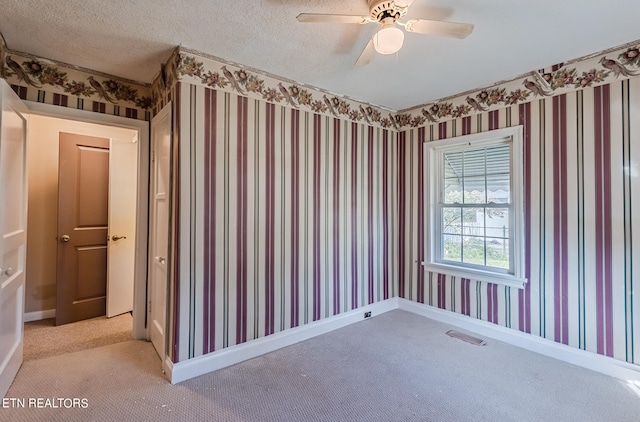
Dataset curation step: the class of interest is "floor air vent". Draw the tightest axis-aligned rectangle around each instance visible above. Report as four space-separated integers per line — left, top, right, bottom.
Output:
445 330 486 346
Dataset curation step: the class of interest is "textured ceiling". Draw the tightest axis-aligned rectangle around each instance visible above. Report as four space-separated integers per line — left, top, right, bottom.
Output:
1 0 640 111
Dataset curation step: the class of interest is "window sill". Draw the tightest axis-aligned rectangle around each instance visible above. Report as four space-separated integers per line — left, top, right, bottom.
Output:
421 262 527 289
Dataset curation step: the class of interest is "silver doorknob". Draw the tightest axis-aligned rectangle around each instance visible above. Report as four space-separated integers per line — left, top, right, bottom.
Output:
4 267 13 276
112 235 127 241
60 235 70 242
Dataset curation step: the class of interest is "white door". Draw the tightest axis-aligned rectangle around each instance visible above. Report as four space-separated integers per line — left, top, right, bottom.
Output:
149 104 171 365
0 80 28 397
106 137 138 317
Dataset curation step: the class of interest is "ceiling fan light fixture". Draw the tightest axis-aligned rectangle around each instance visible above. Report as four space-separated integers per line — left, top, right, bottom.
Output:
374 24 404 55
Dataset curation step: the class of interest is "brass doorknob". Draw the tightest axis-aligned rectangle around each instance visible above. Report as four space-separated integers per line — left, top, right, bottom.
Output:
112 235 127 241
60 235 70 242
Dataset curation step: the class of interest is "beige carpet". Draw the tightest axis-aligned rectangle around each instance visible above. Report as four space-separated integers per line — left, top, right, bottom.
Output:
5 310 640 421
23 313 133 361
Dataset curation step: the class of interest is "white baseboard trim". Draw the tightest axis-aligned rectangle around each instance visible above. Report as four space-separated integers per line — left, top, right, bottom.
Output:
24 309 55 322
164 356 173 380
397 298 640 382
169 298 398 384
168 297 640 385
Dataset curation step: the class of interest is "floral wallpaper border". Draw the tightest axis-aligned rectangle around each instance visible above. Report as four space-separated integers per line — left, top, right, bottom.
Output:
398 40 640 128
150 48 179 114
3 51 153 110
2 38 639 126
172 47 399 129
170 41 640 130
0 33 7 80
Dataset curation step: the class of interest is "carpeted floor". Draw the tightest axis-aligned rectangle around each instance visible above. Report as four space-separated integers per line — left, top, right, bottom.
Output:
23 313 133 361
4 310 640 421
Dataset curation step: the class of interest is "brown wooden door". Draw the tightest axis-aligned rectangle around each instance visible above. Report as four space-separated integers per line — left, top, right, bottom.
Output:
56 132 110 326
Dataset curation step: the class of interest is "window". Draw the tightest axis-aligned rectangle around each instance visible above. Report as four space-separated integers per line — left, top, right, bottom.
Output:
423 126 526 288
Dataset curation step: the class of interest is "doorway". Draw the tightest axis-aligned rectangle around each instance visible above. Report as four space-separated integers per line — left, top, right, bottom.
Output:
24 106 149 340
0 86 156 397
53 130 140 326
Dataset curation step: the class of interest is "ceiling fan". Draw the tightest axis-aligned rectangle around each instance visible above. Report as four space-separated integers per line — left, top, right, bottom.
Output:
297 0 474 66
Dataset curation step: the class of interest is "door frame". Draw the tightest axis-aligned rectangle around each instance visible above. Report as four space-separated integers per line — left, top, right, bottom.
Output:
24 101 150 339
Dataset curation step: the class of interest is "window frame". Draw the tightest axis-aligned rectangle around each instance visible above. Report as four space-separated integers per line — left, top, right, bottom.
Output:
423 126 527 289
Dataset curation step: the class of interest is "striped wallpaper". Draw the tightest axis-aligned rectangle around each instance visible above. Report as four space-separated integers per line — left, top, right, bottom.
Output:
171 82 398 362
399 78 640 365
166 46 640 368
8 82 150 121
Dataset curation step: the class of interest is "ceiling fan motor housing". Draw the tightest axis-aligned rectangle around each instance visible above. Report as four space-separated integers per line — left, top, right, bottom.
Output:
368 0 408 22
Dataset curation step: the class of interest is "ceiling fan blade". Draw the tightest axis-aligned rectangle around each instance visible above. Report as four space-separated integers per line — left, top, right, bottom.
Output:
355 38 376 67
404 19 474 39
394 0 415 7
296 13 371 24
